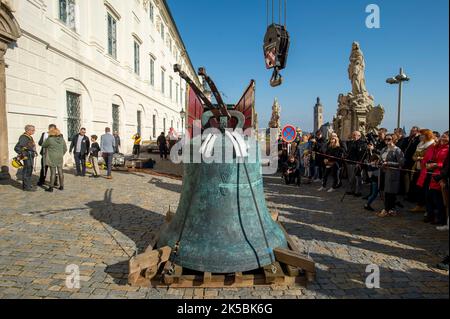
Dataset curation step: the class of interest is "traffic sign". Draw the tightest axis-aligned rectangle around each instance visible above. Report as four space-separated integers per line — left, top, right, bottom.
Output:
281 125 297 143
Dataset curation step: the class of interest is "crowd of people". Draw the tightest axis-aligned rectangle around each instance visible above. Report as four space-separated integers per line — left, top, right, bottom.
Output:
13 124 181 192
279 126 449 268
280 127 449 225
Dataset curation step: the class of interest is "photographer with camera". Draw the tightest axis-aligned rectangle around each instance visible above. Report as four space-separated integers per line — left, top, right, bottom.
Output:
14 125 37 192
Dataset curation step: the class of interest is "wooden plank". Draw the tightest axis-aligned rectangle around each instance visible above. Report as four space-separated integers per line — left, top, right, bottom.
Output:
163 263 183 285
203 272 212 284
263 262 285 285
235 272 243 284
285 264 301 277
273 247 315 273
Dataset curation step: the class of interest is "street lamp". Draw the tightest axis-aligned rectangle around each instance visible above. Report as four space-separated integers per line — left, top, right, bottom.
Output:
180 108 186 133
386 67 410 129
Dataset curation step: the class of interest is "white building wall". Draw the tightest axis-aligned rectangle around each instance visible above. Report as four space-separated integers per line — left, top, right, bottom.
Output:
5 0 197 165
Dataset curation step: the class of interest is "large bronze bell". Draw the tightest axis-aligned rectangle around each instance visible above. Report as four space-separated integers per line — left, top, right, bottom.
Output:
157 66 288 274
157 135 288 274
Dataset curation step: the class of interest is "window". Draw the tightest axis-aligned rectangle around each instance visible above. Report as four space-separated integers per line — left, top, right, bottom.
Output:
137 110 142 136
161 69 165 94
161 23 165 40
59 0 76 30
66 91 81 141
152 114 156 138
171 120 173 129
149 2 154 22
169 77 173 99
163 118 166 134
176 83 179 103
168 37 172 52
107 13 117 59
150 57 155 86
112 104 120 133
134 41 140 75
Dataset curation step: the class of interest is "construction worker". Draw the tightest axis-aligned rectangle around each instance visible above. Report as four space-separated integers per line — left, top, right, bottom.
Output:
132 133 142 157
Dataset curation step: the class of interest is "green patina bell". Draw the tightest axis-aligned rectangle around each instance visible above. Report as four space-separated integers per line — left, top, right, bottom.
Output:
157 65 287 273
157 135 288 273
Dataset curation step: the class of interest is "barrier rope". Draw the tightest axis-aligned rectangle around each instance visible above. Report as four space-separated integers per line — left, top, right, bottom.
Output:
310 150 442 176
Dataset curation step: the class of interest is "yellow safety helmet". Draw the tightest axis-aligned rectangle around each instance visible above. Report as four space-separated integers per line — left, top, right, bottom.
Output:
11 157 23 169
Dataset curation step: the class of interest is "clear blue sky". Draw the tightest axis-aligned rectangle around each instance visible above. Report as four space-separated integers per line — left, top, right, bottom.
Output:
167 0 449 133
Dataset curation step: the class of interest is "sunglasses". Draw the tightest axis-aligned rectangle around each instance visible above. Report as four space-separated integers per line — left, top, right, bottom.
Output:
385 138 393 141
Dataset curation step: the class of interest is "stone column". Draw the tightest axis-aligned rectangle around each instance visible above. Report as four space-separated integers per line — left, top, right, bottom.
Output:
0 2 21 179
0 42 9 178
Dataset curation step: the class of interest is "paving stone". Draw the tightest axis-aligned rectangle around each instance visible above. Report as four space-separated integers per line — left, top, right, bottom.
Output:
0 168 447 299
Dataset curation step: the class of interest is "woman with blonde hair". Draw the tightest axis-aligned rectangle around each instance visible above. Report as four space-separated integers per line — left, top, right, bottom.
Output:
41 127 67 192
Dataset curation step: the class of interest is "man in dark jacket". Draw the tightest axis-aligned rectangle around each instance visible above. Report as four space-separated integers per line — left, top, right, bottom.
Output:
113 131 121 154
157 132 168 160
312 130 326 181
69 128 90 176
375 128 387 152
345 131 367 197
403 127 421 199
37 124 57 186
14 125 37 191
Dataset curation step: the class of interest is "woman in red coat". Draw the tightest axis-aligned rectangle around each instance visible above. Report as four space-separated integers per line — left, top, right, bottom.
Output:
422 131 449 225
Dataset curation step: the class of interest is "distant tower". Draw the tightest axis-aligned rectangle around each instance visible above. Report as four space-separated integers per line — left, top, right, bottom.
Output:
314 97 324 133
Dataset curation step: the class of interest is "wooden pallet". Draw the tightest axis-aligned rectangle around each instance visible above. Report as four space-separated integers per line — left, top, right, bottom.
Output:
128 211 315 288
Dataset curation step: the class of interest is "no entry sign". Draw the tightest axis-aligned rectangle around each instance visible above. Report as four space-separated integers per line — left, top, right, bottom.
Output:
282 125 297 143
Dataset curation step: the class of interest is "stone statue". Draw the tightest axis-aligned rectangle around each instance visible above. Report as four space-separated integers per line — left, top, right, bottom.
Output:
333 42 384 141
348 42 367 96
268 98 281 132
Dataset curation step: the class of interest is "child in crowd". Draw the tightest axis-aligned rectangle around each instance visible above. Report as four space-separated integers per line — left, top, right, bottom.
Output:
89 135 101 178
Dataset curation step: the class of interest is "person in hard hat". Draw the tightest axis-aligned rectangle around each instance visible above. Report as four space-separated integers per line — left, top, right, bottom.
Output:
132 133 142 157
14 125 37 192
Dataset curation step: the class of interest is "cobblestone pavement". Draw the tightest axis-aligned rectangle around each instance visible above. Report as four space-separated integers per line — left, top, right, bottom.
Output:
0 167 448 299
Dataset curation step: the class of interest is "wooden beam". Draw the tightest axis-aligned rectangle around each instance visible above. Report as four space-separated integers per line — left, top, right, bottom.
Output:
285 264 301 277
274 247 315 273
203 272 212 284
129 246 172 285
234 272 243 284
263 262 285 285
163 262 183 285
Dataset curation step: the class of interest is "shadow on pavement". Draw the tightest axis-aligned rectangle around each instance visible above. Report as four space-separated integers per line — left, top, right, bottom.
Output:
264 174 449 268
308 253 449 298
87 189 165 284
148 177 182 193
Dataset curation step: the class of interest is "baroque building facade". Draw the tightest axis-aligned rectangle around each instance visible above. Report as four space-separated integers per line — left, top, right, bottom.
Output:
1 0 199 170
